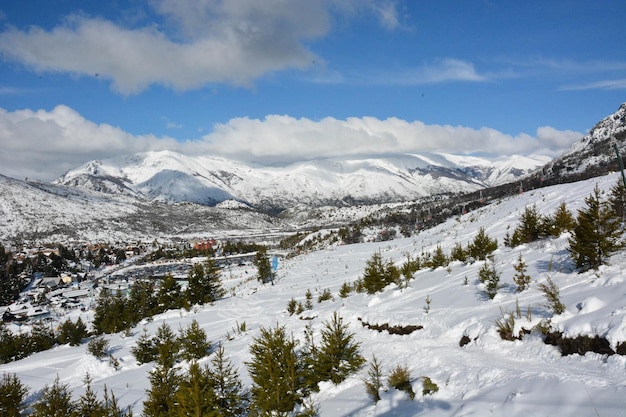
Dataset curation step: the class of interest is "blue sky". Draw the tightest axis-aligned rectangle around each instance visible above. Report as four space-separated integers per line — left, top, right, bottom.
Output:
0 0 625 181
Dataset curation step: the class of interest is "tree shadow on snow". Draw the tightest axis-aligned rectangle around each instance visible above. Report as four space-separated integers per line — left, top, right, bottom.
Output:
374 398 452 417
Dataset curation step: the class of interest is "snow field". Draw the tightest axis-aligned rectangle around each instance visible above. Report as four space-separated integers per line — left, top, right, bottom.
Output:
2 172 626 416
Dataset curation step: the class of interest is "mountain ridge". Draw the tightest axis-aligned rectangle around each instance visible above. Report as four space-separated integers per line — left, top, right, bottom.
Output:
54 151 550 209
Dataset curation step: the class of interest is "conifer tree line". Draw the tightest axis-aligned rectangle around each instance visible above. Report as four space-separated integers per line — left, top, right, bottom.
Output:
0 311 366 416
94 257 225 334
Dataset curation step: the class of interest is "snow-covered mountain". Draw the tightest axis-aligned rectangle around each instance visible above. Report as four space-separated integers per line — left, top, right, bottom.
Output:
543 102 626 181
54 151 550 208
0 174 281 243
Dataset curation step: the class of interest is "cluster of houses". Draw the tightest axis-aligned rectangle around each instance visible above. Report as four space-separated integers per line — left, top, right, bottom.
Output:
1 237 231 325
2 271 95 324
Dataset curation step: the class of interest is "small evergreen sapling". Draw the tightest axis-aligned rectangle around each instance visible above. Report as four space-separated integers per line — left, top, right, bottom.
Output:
478 259 500 299
178 319 211 362
207 344 249 417
313 312 365 385
513 253 531 292
246 325 302 415
363 355 384 403
31 375 76 417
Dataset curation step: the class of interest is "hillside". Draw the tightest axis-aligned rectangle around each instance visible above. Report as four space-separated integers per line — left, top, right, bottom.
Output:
2 171 625 416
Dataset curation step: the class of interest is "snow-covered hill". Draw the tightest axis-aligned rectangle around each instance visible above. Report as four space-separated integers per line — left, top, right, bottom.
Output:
0 174 280 243
3 171 626 416
54 151 550 208
544 102 626 180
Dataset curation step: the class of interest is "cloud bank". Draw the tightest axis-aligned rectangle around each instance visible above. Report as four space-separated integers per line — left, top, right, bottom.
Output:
0 0 407 94
0 106 582 182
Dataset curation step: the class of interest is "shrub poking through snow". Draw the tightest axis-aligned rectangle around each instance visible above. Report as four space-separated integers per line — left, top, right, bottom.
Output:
387 364 415 400
538 275 566 315
421 376 439 396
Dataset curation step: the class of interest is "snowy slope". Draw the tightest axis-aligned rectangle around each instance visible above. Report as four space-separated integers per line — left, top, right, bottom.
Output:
3 171 626 416
54 151 549 208
0 174 280 244
544 102 626 179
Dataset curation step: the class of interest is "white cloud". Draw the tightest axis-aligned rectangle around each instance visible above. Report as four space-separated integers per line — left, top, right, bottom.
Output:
0 0 411 94
0 106 581 181
197 115 581 163
0 105 178 180
0 0 332 94
560 78 626 91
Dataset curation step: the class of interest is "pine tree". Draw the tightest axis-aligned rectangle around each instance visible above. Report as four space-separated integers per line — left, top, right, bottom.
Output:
387 364 415 400
178 319 211 362
131 328 158 364
31 375 76 417
478 259 500 299
253 247 273 284
313 312 365 385
304 289 313 310
127 280 157 325
207 344 249 417
57 317 88 346
93 288 129 334
143 363 180 417
338 282 352 299
203 257 226 302
75 374 106 417
608 179 626 224
144 324 181 417
173 362 214 417
185 263 206 306
550 202 576 237
428 245 448 269
0 372 29 417
512 253 531 292
102 385 133 417
362 252 386 294
568 185 624 271
157 274 184 312
467 227 497 261
510 204 546 245
246 325 302 416
450 242 468 263
155 322 180 368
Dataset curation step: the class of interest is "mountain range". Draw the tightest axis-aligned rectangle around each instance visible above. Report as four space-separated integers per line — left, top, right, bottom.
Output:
1 103 626 243
53 151 549 209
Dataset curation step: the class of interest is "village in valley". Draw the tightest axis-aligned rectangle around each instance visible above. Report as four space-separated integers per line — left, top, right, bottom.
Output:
0 237 259 329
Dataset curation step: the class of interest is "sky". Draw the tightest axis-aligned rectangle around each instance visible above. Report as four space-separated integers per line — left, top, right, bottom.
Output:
0 0 625 181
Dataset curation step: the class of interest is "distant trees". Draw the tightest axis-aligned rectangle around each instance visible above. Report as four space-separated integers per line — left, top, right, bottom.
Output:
505 202 576 248
93 257 225 336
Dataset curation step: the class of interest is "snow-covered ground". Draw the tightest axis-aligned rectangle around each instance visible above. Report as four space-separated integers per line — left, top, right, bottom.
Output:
2 172 626 416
